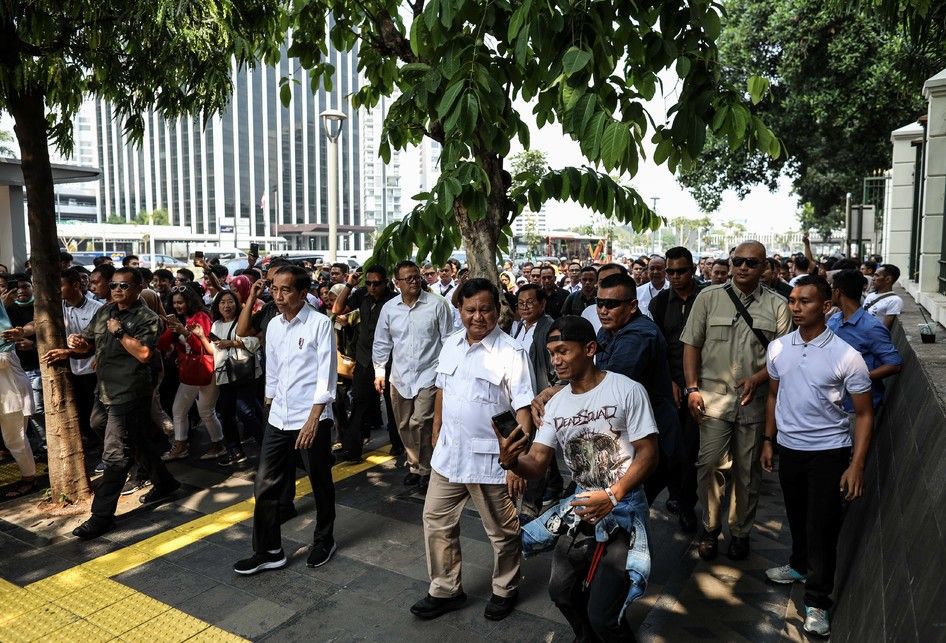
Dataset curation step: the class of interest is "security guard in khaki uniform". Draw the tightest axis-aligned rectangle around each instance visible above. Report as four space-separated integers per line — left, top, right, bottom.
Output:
680 241 791 561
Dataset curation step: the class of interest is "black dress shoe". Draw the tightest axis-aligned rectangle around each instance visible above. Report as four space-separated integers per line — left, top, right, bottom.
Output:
727 535 750 560
678 507 698 534
73 518 115 540
698 528 720 560
410 592 467 620
404 472 421 486
484 590 518 621
334 450 362 464
139 480 181 505
417 475 430 493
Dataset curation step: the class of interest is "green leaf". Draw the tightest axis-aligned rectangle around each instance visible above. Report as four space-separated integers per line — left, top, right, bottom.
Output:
747 75 769 105
279 83 291 107
676 56 691 78
653 138 671 165
710 105 728 131
562 47 592 75
440 0 455 28
601 122 630 170
704 9 721 39
582 112 608 158
437 81 465 119
508 0 532 41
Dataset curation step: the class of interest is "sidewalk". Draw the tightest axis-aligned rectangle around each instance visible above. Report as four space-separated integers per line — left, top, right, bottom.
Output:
0 435 809 642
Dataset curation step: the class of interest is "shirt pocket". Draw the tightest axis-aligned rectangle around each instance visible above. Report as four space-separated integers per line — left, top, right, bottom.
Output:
471 438 500 475
471 369 503 405
754 318 777 341
708 316 733 341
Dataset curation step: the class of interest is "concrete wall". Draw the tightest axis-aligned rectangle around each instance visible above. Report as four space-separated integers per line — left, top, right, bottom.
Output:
832 291 946 641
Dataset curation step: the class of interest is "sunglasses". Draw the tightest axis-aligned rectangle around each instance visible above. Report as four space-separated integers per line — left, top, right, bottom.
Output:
365 280 385 287
596 297 634 309
423 272 436 277
108 282 132 291
665 267 692 276
171 286 190 293
731 257 763 269
397 276 422 283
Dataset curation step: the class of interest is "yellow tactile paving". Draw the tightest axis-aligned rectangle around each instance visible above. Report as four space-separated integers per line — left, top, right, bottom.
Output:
0 445 395 642
0 460 47 487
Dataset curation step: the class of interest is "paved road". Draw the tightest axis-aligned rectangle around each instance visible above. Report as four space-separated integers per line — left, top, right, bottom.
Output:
0 433 810 641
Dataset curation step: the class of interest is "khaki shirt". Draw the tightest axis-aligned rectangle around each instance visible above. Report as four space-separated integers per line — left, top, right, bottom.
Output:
680 283 791 423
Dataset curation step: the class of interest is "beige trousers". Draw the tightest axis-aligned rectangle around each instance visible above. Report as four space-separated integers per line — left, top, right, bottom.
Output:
422 470 521 599
696 416 763 538
390 385 436 475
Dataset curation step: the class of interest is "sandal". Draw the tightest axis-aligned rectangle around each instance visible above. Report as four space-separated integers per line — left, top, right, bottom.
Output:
5 478 36 499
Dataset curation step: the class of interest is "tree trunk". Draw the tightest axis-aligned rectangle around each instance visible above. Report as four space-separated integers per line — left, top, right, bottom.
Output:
9 88 90 503
457 152 506 283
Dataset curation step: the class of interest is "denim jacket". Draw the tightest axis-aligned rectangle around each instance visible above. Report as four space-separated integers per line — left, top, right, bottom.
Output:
521 485 650 619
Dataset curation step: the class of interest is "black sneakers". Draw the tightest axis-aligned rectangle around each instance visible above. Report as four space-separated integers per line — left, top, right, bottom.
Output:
72 517 115 540
403 472 421 486
120 479 151 496
484 590 518 621
233 550 287 575
306 541 337 568
698 528 721 560
727 535 751 560
139 480 181 505
410 592 467 620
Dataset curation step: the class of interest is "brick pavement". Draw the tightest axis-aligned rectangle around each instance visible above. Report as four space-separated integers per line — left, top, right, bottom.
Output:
0 433 810 642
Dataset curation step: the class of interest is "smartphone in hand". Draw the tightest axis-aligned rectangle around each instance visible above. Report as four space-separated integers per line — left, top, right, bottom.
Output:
491 411 519 439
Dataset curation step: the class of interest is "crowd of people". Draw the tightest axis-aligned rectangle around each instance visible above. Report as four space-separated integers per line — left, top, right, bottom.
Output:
0 237 907 639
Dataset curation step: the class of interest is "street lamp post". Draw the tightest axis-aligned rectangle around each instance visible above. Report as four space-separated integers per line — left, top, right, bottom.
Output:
320 108 347 263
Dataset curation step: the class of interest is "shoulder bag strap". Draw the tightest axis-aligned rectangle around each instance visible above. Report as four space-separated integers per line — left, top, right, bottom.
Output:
724 284 770 350
864 292 896 309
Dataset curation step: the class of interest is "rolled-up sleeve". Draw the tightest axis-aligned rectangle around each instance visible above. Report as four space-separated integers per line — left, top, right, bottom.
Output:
372 304 392 379
507 347 536 411
312 316 338 406
869 324 902 367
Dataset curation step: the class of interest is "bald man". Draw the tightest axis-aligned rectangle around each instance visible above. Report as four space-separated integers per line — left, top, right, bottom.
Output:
679 241 791 562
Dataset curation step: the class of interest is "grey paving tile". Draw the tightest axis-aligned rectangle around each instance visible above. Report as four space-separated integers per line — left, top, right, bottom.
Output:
186 583 296 639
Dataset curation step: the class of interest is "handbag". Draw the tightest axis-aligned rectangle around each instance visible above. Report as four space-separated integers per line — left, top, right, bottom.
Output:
337 350 355 380
218 322 256 383
178 337 214 386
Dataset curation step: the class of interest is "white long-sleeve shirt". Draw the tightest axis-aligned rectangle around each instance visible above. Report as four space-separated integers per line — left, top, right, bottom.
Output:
372 290 454 399
265 303 337 430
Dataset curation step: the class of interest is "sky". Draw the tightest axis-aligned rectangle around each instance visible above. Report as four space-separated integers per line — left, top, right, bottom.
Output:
400 70 803 233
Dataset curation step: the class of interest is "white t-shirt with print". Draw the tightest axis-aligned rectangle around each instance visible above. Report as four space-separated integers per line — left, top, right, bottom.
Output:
863 291 902 320
534 371 658 490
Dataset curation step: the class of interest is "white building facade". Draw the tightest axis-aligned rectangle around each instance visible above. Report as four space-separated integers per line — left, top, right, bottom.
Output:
361 94 402 237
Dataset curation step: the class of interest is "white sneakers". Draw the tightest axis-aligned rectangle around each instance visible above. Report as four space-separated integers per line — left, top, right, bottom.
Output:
765 564 806 584
803 606 830 637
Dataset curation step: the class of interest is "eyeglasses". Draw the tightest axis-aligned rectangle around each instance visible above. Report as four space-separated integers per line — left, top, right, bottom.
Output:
171 286 190 293
397 276 422 283
731 257 763 269
365 280 385 287
517 300 539 309
665 267 692 276
108 282 132 291
423 272 436 277
596 297 634 309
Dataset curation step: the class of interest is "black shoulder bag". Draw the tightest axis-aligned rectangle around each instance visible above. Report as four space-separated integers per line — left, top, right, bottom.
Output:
723 285 770 350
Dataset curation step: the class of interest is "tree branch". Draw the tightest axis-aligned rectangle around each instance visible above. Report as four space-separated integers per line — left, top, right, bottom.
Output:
375 10 415 62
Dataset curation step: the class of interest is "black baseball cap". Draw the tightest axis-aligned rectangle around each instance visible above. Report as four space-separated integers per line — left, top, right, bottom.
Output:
546 315 597 344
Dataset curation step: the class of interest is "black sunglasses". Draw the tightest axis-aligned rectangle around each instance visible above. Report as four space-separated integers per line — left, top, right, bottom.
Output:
665 267 692 276
596 297 634 309
731 257 763 269
108 282 132 291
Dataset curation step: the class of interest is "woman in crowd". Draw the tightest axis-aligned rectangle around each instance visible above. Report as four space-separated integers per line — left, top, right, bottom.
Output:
499 270 517 295
196 289 262 466
139 289 174 437
159 286 225 461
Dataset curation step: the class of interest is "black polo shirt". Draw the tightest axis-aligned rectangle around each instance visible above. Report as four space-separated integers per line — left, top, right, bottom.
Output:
649 283 705 385
349 287 395 367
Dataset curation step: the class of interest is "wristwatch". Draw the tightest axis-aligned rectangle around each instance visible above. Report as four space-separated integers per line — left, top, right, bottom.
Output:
499 456 518 471
683 387 699 398
111 327 126 340
762 435 775 443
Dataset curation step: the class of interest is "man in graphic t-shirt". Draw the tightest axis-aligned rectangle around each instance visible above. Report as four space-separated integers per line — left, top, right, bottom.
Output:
497 315 658 641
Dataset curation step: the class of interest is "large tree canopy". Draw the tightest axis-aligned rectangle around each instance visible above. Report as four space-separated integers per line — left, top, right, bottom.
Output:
0 1 283 501
286 0 778 277
677 0 946 235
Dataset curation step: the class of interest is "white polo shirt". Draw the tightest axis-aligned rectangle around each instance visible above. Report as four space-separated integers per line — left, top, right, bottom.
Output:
265 303 337 430
766 327 871 451
431 326 534 485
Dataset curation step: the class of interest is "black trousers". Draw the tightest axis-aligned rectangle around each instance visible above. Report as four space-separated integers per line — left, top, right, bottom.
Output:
778 444 850 610
252 420 335 552
548 527 635 642
91 397 177 521
343 363 403 458
71 373 102 454
217 379 263 448
674 403 700 511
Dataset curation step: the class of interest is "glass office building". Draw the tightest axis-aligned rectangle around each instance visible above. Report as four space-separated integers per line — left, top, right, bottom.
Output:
95 41 367 251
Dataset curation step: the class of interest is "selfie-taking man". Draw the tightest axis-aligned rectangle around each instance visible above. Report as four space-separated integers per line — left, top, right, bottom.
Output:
498 315 658 642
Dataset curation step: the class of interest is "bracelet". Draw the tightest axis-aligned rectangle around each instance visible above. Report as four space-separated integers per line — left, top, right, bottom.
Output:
499 456 518 471
605 487 619 507
762 435 775 443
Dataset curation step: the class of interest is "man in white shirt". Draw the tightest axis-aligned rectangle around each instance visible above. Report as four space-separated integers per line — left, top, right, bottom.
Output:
410 279 534 622
635 254 669 319
761 275 873 638
864 264 903 330
374 260 454 491
233 265 338 575
42 268 103 455
435 264 456 298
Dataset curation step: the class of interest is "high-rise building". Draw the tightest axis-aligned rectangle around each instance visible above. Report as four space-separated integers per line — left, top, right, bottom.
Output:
48 102 99 223
417 138 441 192
361 94 402 237
512 205 548 237
94 42 367 251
